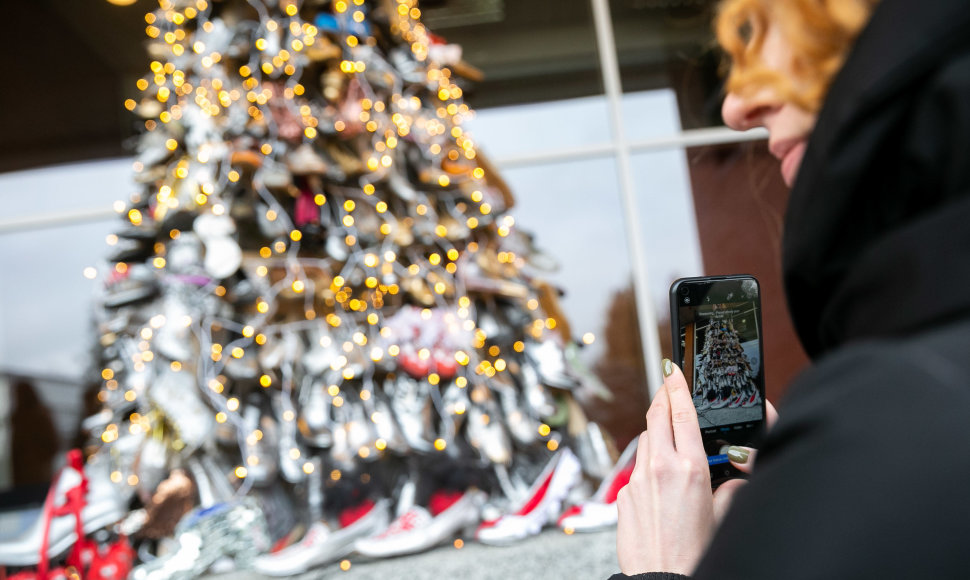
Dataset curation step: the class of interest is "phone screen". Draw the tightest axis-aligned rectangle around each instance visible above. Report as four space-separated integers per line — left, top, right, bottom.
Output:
670 276 766 485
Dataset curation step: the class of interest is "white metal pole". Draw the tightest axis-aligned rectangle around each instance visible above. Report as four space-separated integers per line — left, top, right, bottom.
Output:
589 0 663 400
0 207 115 235
492 126 766 169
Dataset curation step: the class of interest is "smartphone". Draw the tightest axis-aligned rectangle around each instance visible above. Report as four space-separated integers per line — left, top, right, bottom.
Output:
669 275 767 488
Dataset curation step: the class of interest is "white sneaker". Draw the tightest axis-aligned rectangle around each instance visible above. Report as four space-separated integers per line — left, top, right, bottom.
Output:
476 448 582 546
355 489 485 558
252 499 390 576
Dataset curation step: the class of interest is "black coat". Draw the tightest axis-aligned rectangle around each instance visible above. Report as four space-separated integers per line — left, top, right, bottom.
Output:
618 0 970 577
695 0 970 577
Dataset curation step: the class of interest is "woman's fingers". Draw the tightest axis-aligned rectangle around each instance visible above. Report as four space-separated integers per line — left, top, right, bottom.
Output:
728 398 777 473
726 445 757 473
645 373 673 452
712 478 747 523
661 359 704 453
724 399 775 473
766 399 779 428
615 359 720 575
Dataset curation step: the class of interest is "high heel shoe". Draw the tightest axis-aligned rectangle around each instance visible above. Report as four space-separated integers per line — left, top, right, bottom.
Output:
558 438 637 533
476 448 581 545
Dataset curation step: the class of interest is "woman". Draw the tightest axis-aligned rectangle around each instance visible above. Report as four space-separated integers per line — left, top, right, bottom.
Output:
613 0 970 577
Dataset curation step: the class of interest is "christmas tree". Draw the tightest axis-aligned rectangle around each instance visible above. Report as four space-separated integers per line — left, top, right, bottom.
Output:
0 0 625 576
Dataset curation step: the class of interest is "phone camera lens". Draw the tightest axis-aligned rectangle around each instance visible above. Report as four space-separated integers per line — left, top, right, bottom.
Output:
679 287 689 296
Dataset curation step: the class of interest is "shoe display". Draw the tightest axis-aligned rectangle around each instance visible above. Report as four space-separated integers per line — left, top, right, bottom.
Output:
355 490 485 558
147 367 214 451
66 0 624 572
476 449 582 546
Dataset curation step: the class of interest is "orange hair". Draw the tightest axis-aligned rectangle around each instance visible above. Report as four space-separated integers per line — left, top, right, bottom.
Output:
716 0 880 112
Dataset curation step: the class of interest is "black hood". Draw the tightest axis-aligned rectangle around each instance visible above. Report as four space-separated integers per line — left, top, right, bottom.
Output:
782 0 970 358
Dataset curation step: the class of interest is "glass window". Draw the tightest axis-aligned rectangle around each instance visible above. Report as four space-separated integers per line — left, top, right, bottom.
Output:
611 0 726 129
467 96 613 159
498 158 631 364
426 0 604 107
622 88 687 142
630 147 704 310
498 156 650 446
0 160 127 378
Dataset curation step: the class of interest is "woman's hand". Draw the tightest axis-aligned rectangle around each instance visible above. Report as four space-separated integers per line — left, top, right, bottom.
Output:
712 400 778 522
615 359 716 575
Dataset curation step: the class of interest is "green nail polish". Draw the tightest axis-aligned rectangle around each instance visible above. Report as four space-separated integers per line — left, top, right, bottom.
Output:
662 358 673 377
727 446 750 464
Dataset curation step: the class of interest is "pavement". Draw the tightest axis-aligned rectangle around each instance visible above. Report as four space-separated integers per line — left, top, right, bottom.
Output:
215 527 619 580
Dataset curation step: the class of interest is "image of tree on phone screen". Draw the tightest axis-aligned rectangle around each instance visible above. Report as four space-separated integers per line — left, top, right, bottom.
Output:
685 302 763 428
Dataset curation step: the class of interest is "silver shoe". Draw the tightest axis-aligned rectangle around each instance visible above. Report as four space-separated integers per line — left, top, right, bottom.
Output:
492 377 540 446
466 385 512 465
524 340 581 390
298 377 335 447
149 367 214 451
271 391 309 483
367 382 409 454
389 376 434 453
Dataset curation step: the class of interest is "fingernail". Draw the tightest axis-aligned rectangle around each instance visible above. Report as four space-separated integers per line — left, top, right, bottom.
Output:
662 358 673 377
727 446 750 464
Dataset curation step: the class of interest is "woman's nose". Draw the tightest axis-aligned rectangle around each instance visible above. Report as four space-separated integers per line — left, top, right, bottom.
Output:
722 92 771 131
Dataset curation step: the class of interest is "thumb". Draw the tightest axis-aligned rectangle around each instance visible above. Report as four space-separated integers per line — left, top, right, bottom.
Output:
725 445 758 474
712 478 747 523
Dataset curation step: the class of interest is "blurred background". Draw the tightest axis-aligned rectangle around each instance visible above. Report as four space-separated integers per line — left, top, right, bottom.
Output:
0 0 806 492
